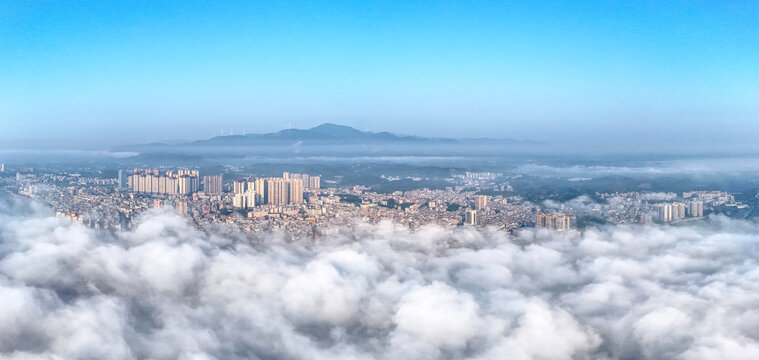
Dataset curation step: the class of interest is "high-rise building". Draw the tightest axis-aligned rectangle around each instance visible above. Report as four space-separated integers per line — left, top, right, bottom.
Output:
203 175 223 194
657 203 673 222
671 202 686 220
0 163 5 172
151 175 159 194
255 178 267 204
246 191 256 208
117 170 127 191
177 169 199 177
689 200 704 217
233 192 248 208
536 213 571 230
176 200 189 215
240 175 311 205
537 213 545 227
288 178 303 204
308 176 320 189
128 169 199 195
278 172 321 190
158 176 167 194
137 174 147 192
475 195 489 210
233 179 247 194
191 176 199 193
465 209 477 225
267 178 290 205
177 176 191 194
166 176 178 195
554 215 570 231
232 178 256 208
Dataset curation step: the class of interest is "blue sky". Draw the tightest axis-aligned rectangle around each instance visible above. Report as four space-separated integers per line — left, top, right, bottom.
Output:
1 0 757 147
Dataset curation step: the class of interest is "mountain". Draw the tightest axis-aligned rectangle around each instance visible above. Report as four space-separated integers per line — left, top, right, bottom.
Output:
118 123 540 161
306 123 366 137
185 123 447 146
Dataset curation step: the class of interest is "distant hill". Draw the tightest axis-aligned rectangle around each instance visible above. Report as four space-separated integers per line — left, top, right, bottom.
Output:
118 123 541 159
179 123 533 147
184 123 453 146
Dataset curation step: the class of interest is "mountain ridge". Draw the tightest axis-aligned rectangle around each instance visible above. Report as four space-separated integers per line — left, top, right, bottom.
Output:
116 124 542 158
183 123 526 146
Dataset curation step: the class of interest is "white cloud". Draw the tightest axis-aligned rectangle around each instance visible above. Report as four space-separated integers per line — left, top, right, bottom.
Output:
517 157 759 178
392 282 482 349
0 199 758 359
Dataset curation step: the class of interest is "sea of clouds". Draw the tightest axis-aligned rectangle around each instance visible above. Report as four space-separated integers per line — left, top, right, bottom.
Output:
1 196 758 359
515 157 759 178
540 193 676 216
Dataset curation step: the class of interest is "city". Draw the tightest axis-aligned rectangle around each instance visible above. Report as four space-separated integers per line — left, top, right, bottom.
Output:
2 162 745 241
2 1 758 359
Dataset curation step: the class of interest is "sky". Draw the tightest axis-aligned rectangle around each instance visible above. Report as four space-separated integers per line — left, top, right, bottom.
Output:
1 0 758 148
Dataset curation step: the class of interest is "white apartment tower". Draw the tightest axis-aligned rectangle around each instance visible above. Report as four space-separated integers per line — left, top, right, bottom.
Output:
657 203 673 222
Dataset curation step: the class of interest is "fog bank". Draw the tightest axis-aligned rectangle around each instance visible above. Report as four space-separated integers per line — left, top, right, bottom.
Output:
0 200 758 359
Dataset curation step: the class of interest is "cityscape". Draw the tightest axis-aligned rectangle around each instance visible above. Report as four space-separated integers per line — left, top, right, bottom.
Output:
2 162 744 240
1 1 758 359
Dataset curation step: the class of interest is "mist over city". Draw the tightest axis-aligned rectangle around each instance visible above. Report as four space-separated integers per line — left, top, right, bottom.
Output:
1 1 759 359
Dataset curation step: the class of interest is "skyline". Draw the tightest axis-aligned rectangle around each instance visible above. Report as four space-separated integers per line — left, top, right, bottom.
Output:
2 1 758 149
4 3 759 359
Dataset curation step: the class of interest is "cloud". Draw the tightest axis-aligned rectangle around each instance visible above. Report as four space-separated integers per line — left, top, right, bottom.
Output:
391 282 482 353
516 157 759 178
543 194 602 214
0 197 758 359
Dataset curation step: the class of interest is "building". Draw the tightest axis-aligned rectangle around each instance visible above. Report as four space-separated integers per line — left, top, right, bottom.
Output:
689 200 704 217
267 178 290 205
233 179 247 194
536 213 547 227
175 200 189 215
465 209 477 225
233 193 247 208
308 176 320 189
536 213 571 231
672 202 686 220
117 170 128 191
255 178 267 204
239 191 256 209
657 203 673 222
301 174 310 187
203 175 223 194
166 176 178 195
151 175 159 194
282 172 320 190
475 195 489 210
129 169 199 195
158 176 167 194
178 175 192 195
657 202 696 222
177 169 199 177
554 215 570 231
289 178 303 204
137 173 147 192
248 176 305 205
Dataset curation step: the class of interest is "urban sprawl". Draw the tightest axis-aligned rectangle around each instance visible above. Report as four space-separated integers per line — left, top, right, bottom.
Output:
1 163 745 239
